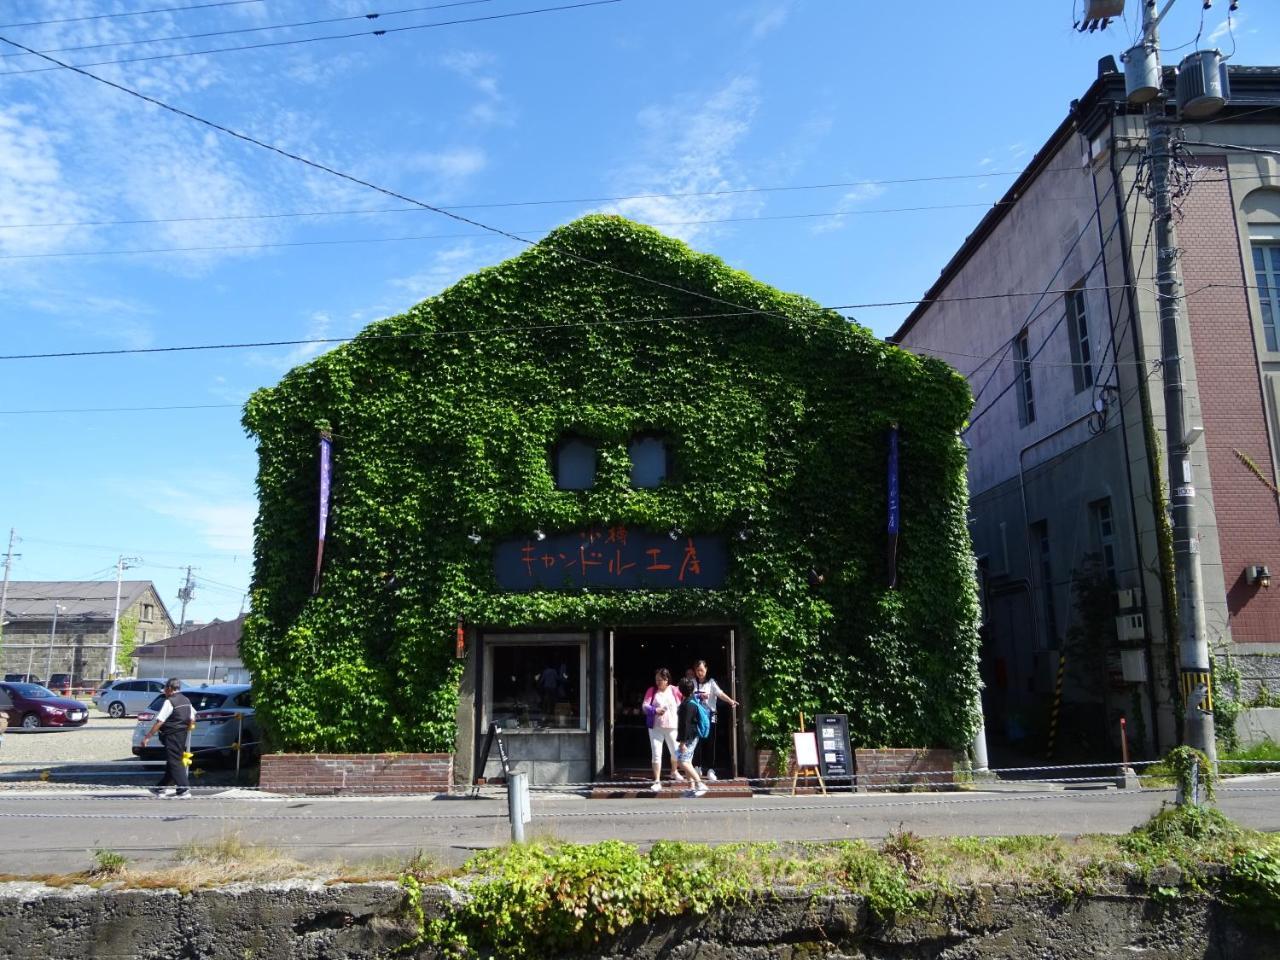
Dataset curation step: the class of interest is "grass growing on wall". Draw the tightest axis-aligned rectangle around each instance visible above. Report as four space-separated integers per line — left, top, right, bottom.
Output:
242 215 980 755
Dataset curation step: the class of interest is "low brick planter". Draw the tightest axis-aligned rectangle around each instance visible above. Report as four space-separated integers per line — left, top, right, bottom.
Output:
855 748 957 789
259 753 453 795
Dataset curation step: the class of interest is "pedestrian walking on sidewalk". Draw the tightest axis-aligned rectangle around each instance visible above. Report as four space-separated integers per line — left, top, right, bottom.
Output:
141 678 195 799
691 659 737 781
643 668 683 791
675 677 708 798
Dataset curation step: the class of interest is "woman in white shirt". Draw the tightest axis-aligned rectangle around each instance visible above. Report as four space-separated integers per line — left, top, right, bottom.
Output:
692 659 738 780
642 668 683 791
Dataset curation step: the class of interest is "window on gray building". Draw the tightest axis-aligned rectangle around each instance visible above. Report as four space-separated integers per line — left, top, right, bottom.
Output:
1253 243 1280 352
141 603 154 622
1066 287 1093 393
1030 520 1057 649
1015 331 1035 426
1089 498 1117 585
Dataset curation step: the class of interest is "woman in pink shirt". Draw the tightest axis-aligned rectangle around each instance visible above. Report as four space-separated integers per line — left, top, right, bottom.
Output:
642 668 684 791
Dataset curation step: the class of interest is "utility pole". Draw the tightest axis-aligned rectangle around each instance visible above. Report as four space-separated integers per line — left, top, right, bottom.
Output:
108 555 141 678
1134 0 1217 761
176 566 196 635
1080 0 1219 759
0 528 17 648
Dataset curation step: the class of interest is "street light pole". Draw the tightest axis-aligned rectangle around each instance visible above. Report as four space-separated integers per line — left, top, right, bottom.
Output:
45 603 64 683
108 555 141 679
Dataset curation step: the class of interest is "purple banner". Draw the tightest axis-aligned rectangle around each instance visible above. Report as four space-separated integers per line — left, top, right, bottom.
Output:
887 425 900 589
313 431 332 594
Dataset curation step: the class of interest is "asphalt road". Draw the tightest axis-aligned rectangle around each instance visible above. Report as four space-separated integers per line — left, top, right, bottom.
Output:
0 780 1276 875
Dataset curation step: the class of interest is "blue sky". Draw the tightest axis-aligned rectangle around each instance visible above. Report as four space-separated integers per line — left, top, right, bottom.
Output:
1 0 1276 625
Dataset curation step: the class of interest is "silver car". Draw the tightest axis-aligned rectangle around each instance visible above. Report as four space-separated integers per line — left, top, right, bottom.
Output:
131 684 260 766
94 678 168 718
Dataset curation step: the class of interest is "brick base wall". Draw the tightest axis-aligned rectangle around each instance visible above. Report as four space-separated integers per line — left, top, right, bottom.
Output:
855 748 957 788
258 753 453 795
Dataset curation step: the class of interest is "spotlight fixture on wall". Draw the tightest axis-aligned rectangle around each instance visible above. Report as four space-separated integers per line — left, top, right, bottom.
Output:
736 527 751 542
807 567 825 589
668 527 681 541
467 528 482 545
534 529 547 542
1247 564 1272 589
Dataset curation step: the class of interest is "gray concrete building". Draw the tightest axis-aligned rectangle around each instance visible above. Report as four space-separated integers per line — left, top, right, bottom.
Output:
134 616 248 686
0 581 175 685
895 62 1280 760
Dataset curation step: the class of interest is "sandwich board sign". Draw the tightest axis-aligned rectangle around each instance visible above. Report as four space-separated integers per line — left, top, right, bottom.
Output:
814 714 853 783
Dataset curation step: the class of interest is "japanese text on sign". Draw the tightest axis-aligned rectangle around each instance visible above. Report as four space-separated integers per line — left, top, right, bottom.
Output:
493 527 728 591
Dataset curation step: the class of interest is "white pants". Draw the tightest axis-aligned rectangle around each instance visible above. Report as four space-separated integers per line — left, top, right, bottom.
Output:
648 726 678 764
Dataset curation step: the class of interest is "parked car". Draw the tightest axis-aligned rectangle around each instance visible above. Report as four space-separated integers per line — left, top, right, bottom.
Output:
46 673 78 693
132 684 259 766
4 674 42 685
0 683 90 729
94 678 168 718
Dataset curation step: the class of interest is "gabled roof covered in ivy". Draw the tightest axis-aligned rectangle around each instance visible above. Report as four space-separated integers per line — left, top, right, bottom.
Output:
243 215 980 755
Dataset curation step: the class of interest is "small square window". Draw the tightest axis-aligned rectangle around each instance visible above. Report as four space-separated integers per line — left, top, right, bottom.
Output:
628 435 668 488
553 436 597 490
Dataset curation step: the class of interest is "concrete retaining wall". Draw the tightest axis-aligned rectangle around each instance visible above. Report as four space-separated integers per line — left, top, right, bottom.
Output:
1 879 1276 959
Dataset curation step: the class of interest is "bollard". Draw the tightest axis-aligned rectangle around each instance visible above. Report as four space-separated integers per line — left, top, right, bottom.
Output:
235 714 243 779
507 771 531 843
1120 717 1130 769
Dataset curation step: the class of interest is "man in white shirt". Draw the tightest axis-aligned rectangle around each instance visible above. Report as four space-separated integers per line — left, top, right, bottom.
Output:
141 679 196 799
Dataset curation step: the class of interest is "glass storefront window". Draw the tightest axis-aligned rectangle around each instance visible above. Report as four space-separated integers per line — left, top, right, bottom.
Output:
486 641 585 731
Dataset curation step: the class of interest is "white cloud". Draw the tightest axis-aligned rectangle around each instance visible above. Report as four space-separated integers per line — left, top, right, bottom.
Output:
749 4 790 38
142 475 258 555
390 241 504 300
440 49 510 126
602 75 762 243
0 105 87 257
405 147 488 181
1207 12 1240 43
810 182 888 234
248 310 349 371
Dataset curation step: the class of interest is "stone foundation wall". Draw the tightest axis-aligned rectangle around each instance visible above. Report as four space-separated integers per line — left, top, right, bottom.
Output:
258 753 453 795
0 880 1275 960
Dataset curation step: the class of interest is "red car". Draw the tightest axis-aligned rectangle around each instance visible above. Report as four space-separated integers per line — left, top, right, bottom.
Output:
0 682 90 729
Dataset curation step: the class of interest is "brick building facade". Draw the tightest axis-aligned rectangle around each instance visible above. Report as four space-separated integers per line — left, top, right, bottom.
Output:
895 63 1280 759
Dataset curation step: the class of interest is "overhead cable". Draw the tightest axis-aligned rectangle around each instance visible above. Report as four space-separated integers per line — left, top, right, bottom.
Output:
0 0 624 76
0 0 263 30
0 169 1046 231
0 1 495 59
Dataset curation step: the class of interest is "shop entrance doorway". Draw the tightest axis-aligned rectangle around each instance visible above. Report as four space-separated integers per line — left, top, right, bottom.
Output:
608 626 738 779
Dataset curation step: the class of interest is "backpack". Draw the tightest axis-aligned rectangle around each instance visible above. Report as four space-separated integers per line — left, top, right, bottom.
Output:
689 696 711 739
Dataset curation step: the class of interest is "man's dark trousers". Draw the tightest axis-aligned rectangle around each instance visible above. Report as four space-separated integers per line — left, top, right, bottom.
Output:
157 730 189 793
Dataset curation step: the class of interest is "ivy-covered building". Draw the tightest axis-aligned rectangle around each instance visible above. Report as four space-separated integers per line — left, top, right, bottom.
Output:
243 215 981 784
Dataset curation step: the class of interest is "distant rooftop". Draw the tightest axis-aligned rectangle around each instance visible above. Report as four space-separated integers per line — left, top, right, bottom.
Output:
136 615 244 660
0 581 161 623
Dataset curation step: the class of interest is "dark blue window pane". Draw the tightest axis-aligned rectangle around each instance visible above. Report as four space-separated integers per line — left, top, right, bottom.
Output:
1271 245 1280 273
555 438 596 490
1254 246 1265 271
629 436 667 488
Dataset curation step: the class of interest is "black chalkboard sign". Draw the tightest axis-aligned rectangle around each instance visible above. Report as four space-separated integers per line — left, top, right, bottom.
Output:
814 714 854 782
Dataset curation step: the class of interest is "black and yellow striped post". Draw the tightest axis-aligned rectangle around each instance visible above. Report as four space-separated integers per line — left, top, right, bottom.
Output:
1046 653 1067 759
1180 670 1213 714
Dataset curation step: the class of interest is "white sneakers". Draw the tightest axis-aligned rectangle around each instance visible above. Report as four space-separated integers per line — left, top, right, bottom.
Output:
672 771 686 782
705 769 718 781
650 781 662 792
684 784 709 798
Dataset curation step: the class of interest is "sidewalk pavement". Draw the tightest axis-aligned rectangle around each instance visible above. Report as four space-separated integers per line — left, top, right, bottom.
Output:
0 778 1276 875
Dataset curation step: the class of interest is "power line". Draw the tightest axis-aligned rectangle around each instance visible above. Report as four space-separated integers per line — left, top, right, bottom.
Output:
0 0 623 76
0 281 1254 365
0 1 495 59
0 0 263 31
0 202 1037 261
0 169 1043 231
0 34 810 333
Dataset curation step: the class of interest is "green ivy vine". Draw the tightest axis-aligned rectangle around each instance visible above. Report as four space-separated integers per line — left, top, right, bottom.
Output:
242 215 980 755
